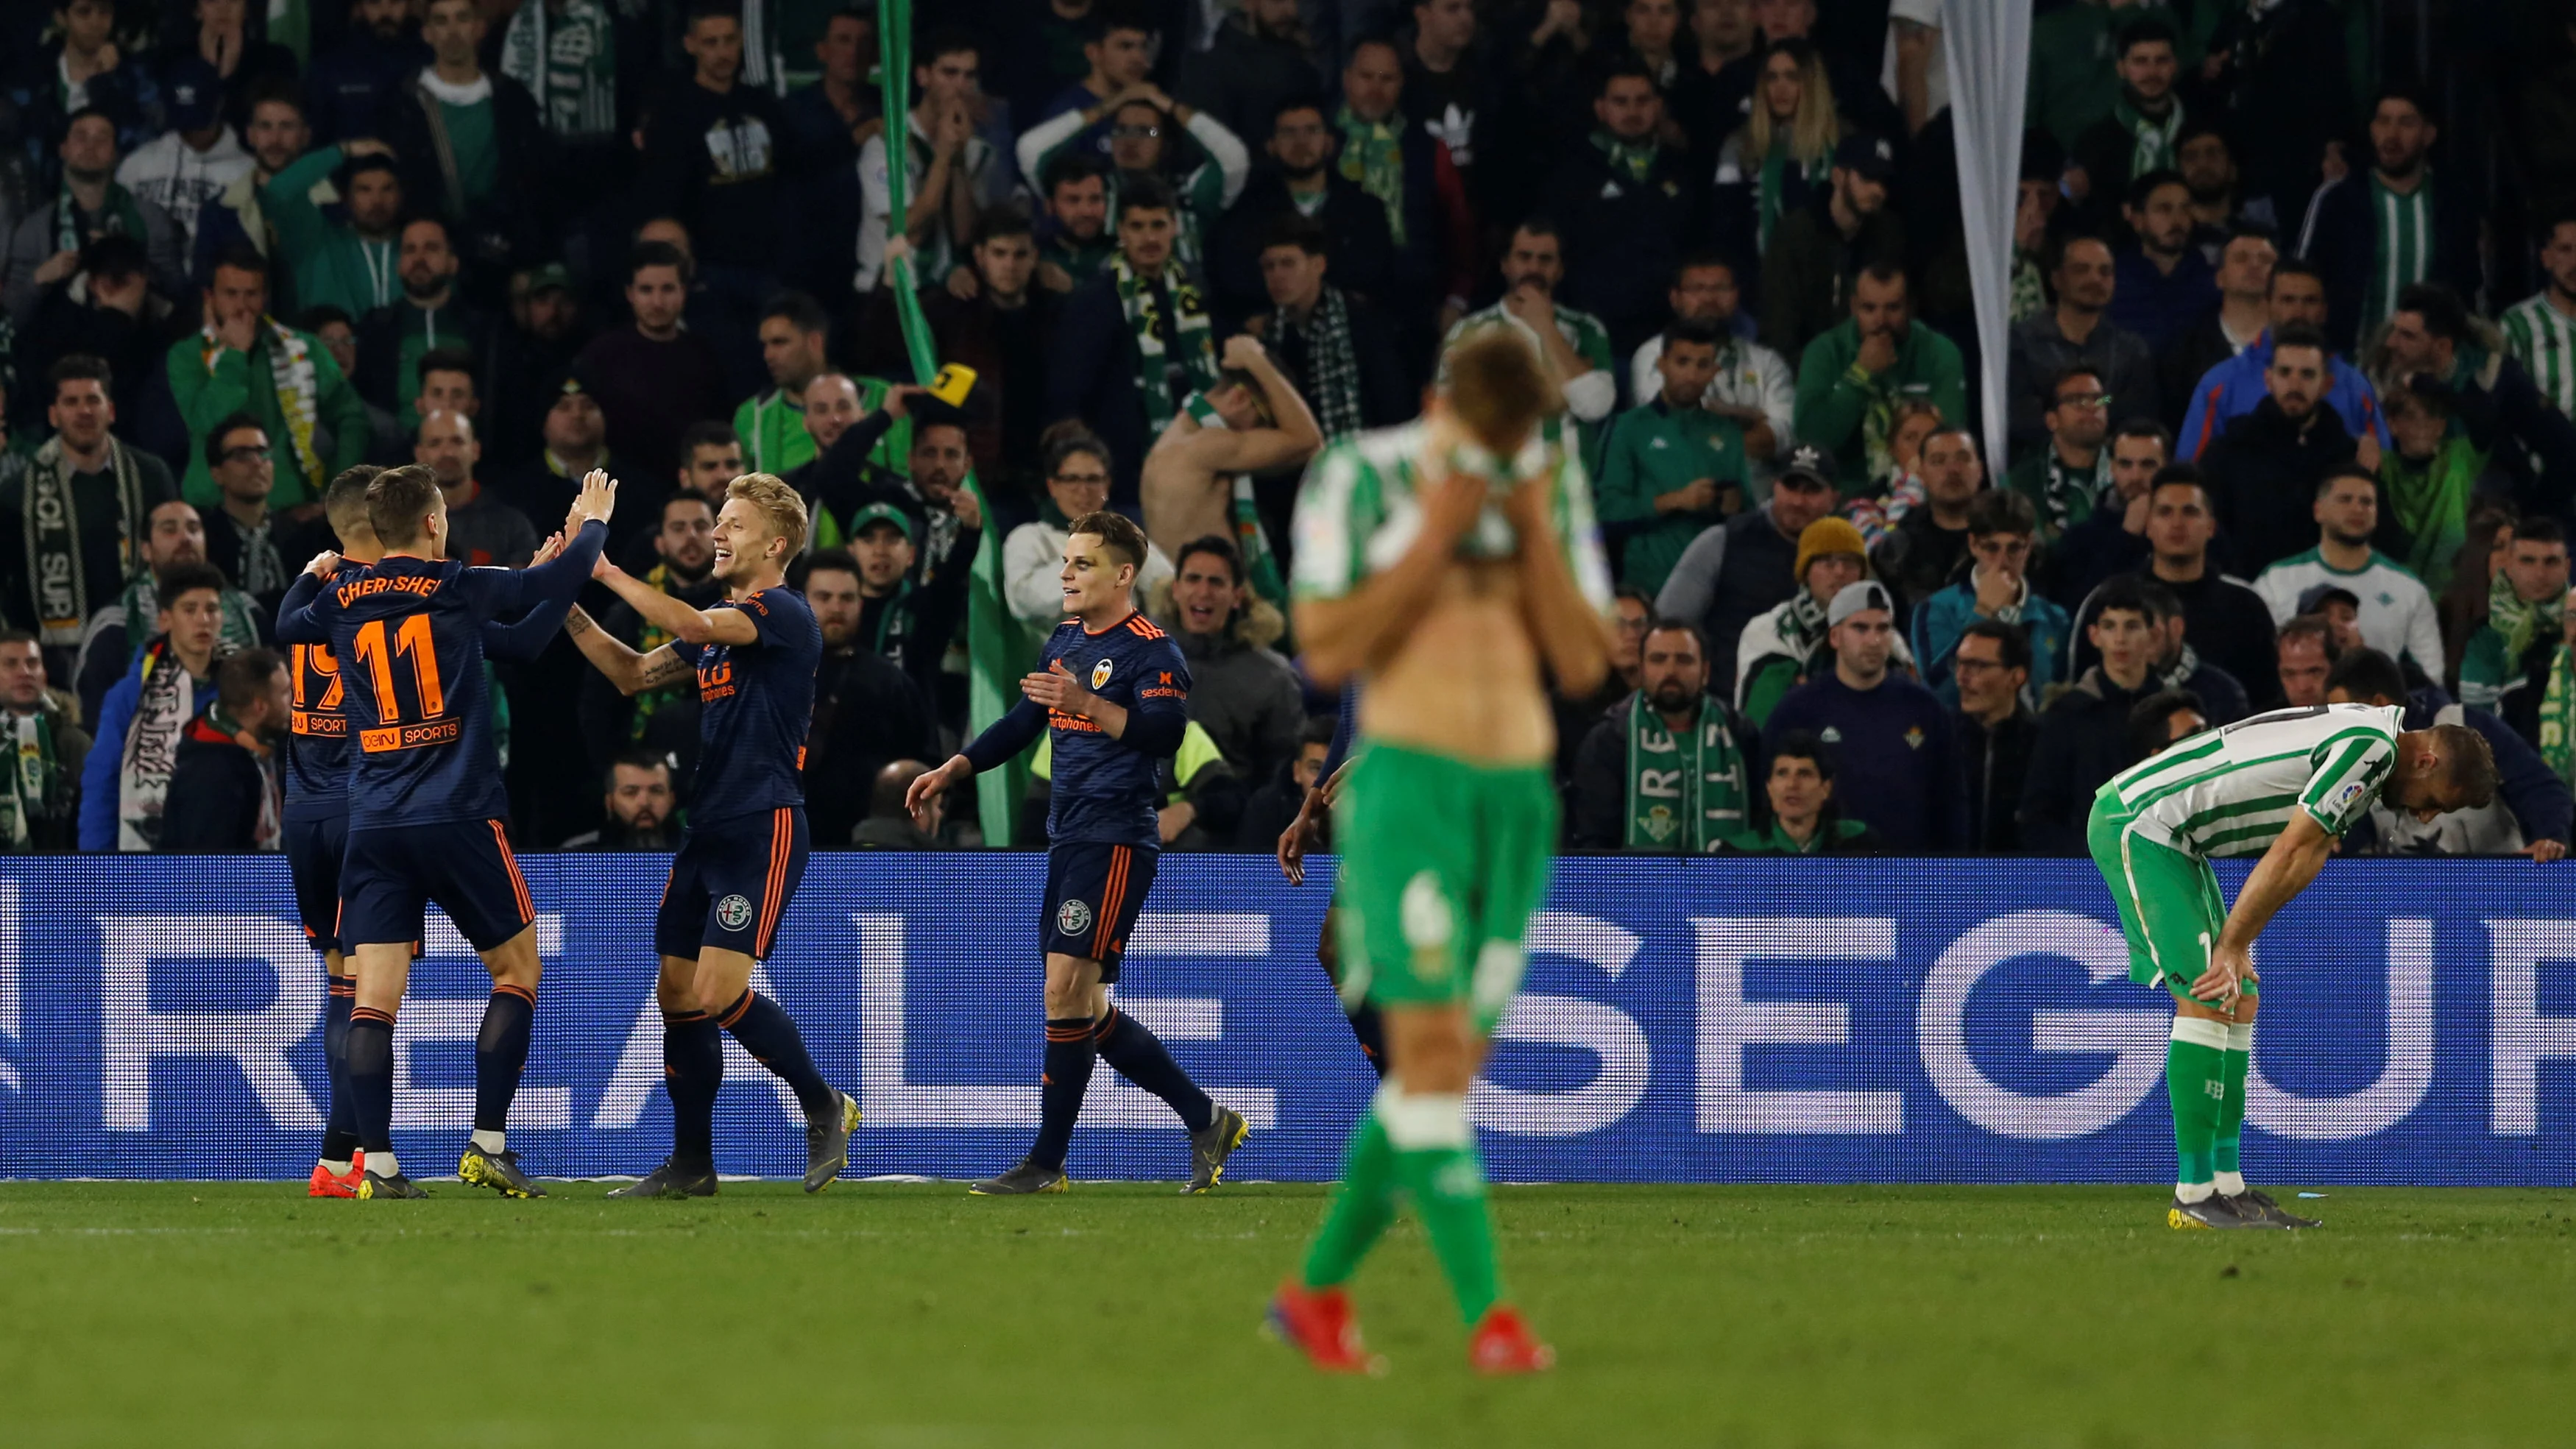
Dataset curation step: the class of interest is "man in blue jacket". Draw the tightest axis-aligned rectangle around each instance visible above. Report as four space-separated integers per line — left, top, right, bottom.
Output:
2176 258 2388 461
1763 579 1964 852
1911 489 2071 709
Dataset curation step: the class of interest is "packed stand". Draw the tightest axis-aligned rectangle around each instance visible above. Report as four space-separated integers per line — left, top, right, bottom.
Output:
0 0 2570 861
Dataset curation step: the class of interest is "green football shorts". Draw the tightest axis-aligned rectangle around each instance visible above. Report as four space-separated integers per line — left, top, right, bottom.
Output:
1331 740 1557 1030
2087 791 2254 1007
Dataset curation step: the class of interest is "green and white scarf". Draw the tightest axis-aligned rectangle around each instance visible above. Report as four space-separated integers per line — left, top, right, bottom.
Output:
55 175 146 255
1181 392 1286 608
1591 130 1658 184
23 435 144 648
2490 568 2564 661
1621 692 1747 854
1117 255 1217 436
2009 247 2048 323
25 435 149 648
0 704 71 851
2541 644 2576 789
1280 286 1363 441
500 0 619 142
2111 95 2182 177
1335 106 1406 247
2034 448 2114 535
199 316 324 492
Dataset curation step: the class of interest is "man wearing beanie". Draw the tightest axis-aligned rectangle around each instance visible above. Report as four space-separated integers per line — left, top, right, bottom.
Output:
1735 514 1916 728
1761 579 1964 851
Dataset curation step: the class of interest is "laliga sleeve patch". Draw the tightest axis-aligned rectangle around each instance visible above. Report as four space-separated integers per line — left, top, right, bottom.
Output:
1056 898 1094 938
717 894 754 930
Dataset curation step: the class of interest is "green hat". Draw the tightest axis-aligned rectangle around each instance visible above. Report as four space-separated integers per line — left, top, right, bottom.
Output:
848 500 913 541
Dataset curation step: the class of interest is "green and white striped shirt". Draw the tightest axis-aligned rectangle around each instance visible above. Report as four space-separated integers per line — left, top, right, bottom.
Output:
2102 704 2403 858
2363 173 2436 338
1289 419 1616 614
2500 290 2576 421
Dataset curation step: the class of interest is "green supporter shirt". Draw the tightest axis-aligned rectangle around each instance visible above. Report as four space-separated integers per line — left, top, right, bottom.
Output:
262 145 398 319
439 97 500 208
1593 397 1745 596
1791 318 1968 495
2500 291 2576 422
2459 622 2527 714
386 301 476 437
735 388 819 476
166 326 370 509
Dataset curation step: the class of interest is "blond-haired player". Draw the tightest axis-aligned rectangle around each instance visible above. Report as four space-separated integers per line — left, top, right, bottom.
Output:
563 473 860 1197
1267 330 1615 1374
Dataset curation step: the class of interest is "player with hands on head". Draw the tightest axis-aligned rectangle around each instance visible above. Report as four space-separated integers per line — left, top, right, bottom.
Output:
559 472 859 1198
908 509 1250 1197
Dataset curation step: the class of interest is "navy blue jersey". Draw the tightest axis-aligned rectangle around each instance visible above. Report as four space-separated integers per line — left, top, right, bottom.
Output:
686 587 821 823
965 610 1191 848
277 522 602 829
278 580 582 824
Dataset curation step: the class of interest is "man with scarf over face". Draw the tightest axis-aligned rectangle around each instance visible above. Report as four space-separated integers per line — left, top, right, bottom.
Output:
1569 619 1755 852
0 355 175 675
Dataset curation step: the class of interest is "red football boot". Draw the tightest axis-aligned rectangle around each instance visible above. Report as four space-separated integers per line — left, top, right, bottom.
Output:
308 1158 363 1204
1468 1305 1556 1375
1266 1280 1384 1374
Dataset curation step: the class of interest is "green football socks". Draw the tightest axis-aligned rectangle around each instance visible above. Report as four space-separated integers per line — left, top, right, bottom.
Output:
2168 1017 2230 1198
2214 1021 2253 1194
1301 1086 1504 1323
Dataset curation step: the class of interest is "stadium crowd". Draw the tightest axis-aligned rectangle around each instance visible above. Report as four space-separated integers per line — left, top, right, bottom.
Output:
1 0 2574 860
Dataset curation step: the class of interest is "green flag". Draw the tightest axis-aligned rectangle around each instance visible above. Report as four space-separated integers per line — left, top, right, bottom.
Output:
877 0 1039 845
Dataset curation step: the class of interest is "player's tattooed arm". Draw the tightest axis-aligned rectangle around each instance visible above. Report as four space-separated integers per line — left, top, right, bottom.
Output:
560 606 692 697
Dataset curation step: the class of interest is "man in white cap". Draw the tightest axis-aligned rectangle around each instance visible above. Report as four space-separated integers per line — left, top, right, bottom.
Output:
1759 577 1964 851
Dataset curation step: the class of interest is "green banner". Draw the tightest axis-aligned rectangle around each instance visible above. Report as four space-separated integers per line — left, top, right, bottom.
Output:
876 1 1043 846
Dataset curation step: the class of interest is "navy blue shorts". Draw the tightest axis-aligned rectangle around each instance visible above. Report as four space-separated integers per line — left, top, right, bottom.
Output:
1041 841 1158 982
338 818 535 953
283 814 348 954
654 807 808 960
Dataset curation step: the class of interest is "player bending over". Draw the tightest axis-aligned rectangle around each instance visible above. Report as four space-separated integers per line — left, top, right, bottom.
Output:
1268 330 1615 1375
277 464 615 1199
561 473 859 1197
2091 702 2494 1229
907 510 1250 1196
291 465 590 1197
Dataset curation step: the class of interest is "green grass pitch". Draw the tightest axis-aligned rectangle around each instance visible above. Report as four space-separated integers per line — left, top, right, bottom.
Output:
3 1180 2571 1447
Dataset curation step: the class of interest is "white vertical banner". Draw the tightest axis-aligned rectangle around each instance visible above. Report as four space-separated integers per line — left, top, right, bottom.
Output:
1942 0 2034 472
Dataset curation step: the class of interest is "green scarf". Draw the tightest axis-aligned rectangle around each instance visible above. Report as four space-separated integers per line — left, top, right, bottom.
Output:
2036 449 2113 536
1116 256 1217 436
2112 96 2182 177
1281 285 1362 441
1335 106 1406 247
2542 645 2576 790
1753 135 1825 258
25 434 148 648
2489 568 2564 660
56 175 146 255
500 0 620 142
0 704 71 851
1591 130 1659 184
1181 391 1286 609
2009 247 2049 323
2380 443 2480 593
626 562 698 737
1621 693 1747 853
